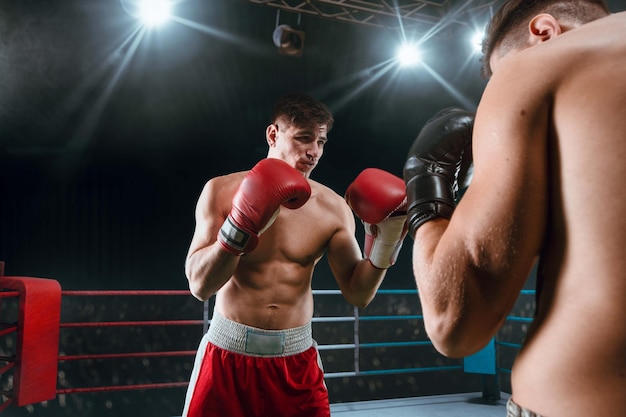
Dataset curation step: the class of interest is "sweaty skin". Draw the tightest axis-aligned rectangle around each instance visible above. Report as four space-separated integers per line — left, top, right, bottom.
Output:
186 120 388 330
413 12 626 416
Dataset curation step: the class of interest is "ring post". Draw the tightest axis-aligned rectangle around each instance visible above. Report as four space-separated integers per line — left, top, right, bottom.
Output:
0 275 62 406
463 337 500 402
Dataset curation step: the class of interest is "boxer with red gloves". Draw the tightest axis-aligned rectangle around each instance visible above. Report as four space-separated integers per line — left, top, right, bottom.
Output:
183 92 406 417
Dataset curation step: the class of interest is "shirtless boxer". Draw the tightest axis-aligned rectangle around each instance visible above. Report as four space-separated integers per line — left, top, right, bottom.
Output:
403 1 625 416
182 92 407 417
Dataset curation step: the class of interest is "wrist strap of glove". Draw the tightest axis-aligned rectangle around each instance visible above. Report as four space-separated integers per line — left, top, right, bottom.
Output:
218 216 255 256
406 174 455 236
363 215 408 269
217 208 280 256
406 202 454 236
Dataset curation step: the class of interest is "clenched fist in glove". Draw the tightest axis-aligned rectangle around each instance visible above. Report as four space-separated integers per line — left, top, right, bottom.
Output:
218 158 311 255
403 108 474 236
345 168 408 269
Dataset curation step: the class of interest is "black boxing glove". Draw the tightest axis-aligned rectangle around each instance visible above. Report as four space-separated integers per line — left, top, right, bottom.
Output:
403 107 474 236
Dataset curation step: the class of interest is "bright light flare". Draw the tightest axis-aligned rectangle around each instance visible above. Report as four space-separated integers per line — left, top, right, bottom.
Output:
396 43 421 67
138 0 171 27
471 30 484 54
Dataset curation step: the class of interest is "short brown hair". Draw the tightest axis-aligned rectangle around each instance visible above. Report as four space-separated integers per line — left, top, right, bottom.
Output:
271 92 334 132
481 0 609 77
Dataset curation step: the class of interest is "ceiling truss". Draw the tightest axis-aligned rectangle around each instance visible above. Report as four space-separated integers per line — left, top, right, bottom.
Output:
246 0 501 33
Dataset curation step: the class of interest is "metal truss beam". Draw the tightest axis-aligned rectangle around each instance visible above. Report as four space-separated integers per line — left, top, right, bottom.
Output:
247 0 500 33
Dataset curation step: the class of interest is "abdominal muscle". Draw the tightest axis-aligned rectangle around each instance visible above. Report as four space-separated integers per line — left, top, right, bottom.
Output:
213 256 318 330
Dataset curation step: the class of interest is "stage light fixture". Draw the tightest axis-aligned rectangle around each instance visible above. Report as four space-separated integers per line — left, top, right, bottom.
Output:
273 24 305 57
139 0 171 27
120 0 172 27
471 30 485 54
396 43 421 67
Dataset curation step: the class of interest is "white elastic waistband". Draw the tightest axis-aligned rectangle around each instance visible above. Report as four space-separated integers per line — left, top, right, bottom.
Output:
207 311 313 357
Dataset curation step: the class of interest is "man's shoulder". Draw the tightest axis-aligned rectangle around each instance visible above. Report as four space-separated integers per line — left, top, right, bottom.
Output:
309 180 344 201
207 171 246 185
308 180 351 212
201 171 247 198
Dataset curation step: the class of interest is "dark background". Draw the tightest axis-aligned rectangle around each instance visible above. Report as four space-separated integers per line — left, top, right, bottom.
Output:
1 0 624 416
0 0 495 290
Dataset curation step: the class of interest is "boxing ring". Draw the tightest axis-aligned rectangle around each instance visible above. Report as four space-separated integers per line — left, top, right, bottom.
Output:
0 262 534 416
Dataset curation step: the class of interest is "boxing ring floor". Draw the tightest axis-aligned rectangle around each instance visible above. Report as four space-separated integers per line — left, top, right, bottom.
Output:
329 392 510 416
170 393 510 417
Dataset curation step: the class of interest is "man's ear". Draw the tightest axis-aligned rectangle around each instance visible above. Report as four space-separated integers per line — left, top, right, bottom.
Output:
528 13 562 44
266 124 277 147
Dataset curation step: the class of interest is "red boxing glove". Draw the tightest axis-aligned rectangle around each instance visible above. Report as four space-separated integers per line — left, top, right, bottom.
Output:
345 168 408 269
218 158 311 255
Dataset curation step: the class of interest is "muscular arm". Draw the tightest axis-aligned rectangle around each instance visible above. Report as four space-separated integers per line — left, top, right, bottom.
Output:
413 63 550 357
327 202 388 308
185 179 240 301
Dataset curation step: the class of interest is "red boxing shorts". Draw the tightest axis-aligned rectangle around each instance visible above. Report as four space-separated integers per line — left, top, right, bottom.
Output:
182 311 330 417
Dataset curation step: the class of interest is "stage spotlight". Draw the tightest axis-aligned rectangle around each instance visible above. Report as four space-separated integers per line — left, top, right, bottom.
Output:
273 24 305 57
471 30 484 54
139 0 171 27
120 0 172 27
396 43 421 67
